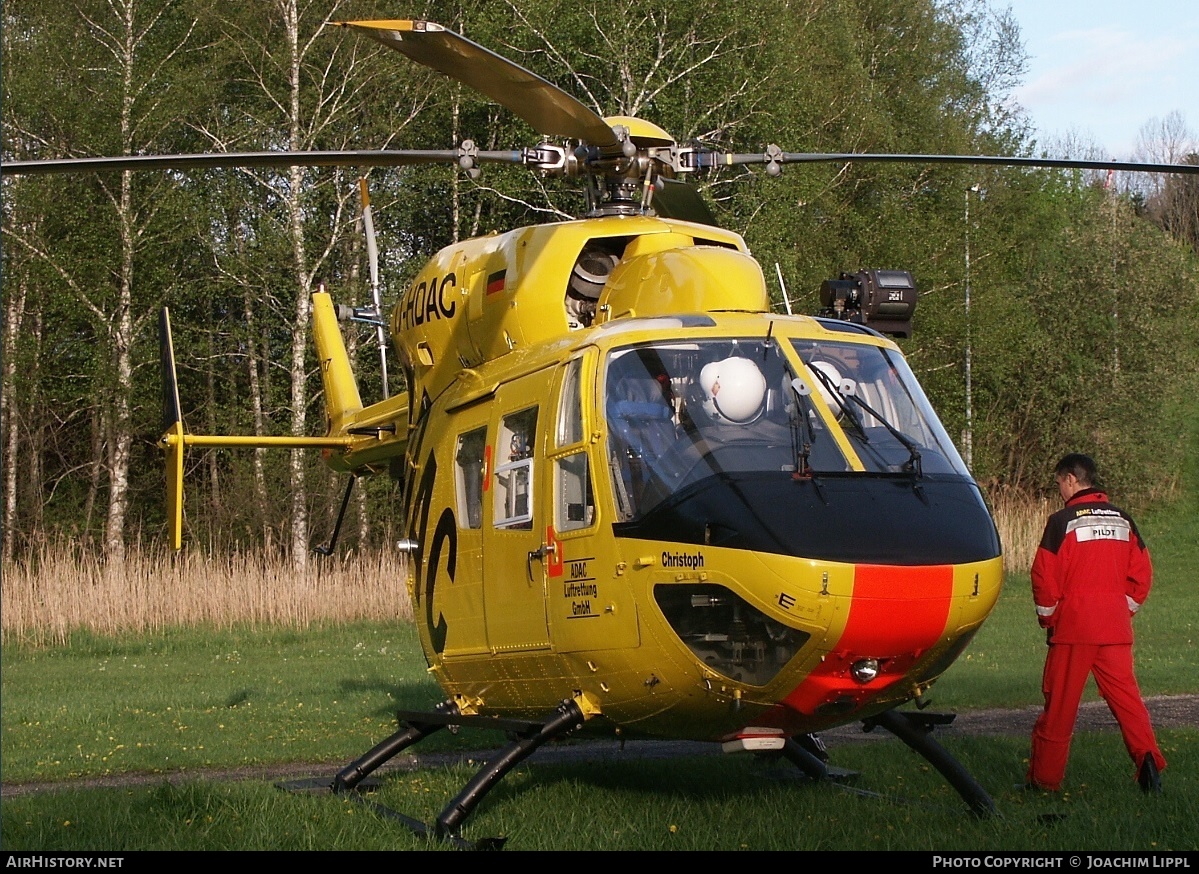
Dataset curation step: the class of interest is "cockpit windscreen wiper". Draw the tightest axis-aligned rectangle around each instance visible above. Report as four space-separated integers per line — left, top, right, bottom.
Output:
843 392 923 477
788 377 819 476
805 363 869 441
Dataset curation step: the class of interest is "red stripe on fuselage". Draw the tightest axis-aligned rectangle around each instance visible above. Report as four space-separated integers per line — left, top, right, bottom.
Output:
840 564 953 653
777 564 953 721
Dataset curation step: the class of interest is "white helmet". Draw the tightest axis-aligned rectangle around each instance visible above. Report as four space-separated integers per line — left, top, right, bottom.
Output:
699 357 767 424
808 360 843 410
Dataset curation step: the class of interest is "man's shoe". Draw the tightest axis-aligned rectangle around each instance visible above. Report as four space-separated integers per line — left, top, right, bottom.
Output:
1137 753 1162 794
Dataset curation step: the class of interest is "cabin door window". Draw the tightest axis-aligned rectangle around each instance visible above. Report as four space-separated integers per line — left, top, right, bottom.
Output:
553 357 595 533
484 380 551 653
454 427 487 529
554 452 594 532
494 407 537 529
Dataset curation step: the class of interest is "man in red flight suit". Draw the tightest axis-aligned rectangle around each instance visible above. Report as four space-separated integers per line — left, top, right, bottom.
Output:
1027 453 1165 793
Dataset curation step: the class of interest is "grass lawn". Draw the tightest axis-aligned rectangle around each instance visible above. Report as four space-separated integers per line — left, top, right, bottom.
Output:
2 481 1195 850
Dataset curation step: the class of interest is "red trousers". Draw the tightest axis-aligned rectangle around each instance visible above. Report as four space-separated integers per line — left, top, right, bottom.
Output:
1028 642 1166 791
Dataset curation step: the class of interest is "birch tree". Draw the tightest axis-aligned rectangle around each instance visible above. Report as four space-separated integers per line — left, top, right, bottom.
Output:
194 0 426 567
2 0 202 561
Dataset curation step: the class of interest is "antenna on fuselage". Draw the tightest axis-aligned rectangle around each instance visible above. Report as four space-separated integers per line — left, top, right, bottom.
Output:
775 263 793 315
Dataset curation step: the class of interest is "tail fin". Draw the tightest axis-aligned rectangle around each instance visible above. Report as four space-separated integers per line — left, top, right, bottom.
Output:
159 308 186 550
312 288 363 434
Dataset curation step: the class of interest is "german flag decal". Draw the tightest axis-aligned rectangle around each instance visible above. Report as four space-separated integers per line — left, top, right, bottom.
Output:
486 269 506 295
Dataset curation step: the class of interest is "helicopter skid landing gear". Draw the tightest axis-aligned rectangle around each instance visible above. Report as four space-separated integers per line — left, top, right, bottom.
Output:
279 698 587 849
864 708 997 818
779 735 860 783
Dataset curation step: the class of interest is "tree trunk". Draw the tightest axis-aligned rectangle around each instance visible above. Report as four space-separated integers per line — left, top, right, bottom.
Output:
101 177 136 563
283 0 310 573
27 305 44 546
2 274 28 562
82 405 105 549
205 312 221 525
101 2 146 564
242 286 268 526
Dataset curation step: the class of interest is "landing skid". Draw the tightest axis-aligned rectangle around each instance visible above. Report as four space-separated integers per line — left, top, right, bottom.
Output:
766 712 995 817
780 735 860 783
863 708 997 818
277 698 587 850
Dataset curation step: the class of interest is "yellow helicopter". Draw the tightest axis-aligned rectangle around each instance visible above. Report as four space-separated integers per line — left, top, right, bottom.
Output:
8 17 1199 850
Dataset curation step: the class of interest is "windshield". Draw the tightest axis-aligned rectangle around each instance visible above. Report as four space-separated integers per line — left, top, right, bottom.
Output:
604 337 970 521
604 339 852 521
789 338 969 478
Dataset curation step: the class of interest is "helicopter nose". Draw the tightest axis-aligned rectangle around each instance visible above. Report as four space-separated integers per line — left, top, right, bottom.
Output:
782 563 954 717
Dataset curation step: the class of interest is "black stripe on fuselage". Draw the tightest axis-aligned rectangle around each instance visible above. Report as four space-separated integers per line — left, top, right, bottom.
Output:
612 473 1000 566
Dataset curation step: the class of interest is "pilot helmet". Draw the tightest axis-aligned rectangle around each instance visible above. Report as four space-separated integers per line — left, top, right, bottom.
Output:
808 360 844 411
699 356 767 424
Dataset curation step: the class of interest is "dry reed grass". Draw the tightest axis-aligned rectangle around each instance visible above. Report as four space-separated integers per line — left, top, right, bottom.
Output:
3 490 1050 646
1 545 413 647
986 487 1052 575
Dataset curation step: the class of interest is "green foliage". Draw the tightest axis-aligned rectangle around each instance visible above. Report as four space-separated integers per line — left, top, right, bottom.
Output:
4 0 1198 554
955 180 1199 501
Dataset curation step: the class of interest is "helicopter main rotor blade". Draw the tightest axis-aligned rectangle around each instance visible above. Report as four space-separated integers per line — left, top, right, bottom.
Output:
336 19 619 149
697 149 1199 176
0 148 523 177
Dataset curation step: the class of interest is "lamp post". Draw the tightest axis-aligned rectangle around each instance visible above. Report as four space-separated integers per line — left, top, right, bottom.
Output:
964 184 980 472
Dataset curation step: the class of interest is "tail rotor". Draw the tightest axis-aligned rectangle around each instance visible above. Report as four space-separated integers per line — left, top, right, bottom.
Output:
359 178 390 399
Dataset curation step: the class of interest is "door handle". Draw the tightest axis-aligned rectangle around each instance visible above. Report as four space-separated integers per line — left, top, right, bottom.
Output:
526 542 556 581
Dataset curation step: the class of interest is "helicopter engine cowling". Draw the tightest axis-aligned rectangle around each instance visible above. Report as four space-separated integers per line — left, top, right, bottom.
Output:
596 239 769 323
389 216 755 402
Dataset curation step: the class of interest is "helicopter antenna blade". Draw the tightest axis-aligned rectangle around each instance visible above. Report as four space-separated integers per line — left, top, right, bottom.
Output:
360 178 381 293
160 308 183 434
650 178 718 225
358 178 389 399
336 20 619 149
775 263 793 315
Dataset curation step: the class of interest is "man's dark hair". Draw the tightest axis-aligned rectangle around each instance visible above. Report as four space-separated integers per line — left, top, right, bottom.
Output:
1055 453 1098 488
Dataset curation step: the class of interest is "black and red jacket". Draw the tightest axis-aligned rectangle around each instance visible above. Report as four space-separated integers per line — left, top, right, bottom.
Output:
1030 488 1152 645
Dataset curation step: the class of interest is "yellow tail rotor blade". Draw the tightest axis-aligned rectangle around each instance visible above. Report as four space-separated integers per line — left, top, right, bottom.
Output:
162 421 185 551
159 307 186 550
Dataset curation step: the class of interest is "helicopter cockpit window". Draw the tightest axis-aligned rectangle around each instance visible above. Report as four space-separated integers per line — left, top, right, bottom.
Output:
454 427 487 529
494 407 538 529
555 451 594 532
604 340 853 521
790 339 970 477
556 357 585 448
